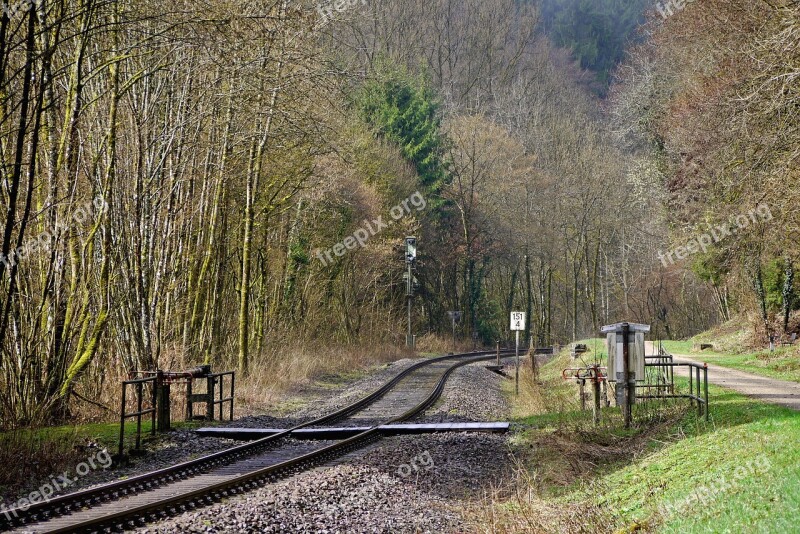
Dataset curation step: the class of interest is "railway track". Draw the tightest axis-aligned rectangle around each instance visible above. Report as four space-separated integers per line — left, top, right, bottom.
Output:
3 350 515 533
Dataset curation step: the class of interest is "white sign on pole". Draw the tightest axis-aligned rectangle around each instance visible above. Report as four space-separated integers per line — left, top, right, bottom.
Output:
510 311 526 396
510 312 526 331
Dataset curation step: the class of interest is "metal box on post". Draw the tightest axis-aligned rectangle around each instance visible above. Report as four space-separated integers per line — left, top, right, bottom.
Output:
604 324 649 383
601 322 650 427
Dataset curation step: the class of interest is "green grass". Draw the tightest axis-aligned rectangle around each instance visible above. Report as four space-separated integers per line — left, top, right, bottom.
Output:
2 421 131 449
662 340 800 383
586 384 800 532
0 418 208 498
1 418 207 455
570 337 610 363
497 340 800 532
313 368 371 389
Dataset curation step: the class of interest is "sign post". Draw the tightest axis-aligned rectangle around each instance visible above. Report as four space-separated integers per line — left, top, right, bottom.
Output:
510 312 526 396
405 237 417 349
447 311 462 353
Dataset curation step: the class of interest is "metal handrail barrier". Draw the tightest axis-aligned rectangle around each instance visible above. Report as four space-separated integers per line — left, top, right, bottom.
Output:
208 371 235 421
118 376 157 458
644 353 675 395
642 361 709 421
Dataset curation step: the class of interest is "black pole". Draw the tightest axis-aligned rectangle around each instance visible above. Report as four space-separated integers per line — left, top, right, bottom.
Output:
118 384 127 459
135 382 143 450
704 364 709 422
622 323 632 428
230 372 235 421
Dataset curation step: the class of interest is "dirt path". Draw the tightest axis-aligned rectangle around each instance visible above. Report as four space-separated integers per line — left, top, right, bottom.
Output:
646 342 800 411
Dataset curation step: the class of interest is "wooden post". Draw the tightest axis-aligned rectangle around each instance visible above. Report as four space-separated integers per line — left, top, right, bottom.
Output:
579 379 586 411
592 372 601 425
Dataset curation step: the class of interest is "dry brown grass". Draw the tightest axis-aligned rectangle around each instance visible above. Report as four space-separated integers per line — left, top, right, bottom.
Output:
414 332 478 354
514 362 575 417
235 343 411 413
697 313 800 353
64 341 419 423
467 462 612 534
66 334 488 424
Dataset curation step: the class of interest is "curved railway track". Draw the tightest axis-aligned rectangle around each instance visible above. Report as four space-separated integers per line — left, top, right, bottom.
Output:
4 350 515 533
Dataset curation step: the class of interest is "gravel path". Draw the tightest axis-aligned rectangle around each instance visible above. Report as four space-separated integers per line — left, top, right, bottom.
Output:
136 360 513 533
417 362 510 422
139 432 511 534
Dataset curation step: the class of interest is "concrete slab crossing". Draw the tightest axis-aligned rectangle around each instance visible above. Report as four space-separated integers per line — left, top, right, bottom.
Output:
196 422 510 440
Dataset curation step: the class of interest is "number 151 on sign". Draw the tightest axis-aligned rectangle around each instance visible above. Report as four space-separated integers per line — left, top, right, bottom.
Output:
510 312 526 331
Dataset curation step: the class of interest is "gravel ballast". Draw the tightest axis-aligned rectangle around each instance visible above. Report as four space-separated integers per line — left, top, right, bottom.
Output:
3 355 515 532
138 360 514 533
140 432 511 534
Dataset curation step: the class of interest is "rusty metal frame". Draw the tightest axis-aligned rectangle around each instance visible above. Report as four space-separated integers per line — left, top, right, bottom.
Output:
207 371 235 422
118 376 157 458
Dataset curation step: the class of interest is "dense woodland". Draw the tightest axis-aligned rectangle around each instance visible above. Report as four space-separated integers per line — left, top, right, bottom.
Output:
612 0 800 338
1 0 795 427
538 0 651 91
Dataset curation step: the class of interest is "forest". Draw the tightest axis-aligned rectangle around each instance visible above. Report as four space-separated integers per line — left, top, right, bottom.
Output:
1 0 796 429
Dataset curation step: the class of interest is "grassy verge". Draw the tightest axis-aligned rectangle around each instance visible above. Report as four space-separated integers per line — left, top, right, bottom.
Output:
661 339 800 383
0 419 209 500
473 341 800 533
1 342 435 501
595 383 800 532
0 422 121 499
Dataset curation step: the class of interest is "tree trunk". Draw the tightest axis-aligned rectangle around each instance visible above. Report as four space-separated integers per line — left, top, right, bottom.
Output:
524 253 532 348
783 258 794 334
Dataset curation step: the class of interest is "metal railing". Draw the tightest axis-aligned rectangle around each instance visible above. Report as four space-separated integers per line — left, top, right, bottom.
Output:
561 365 609 424
118 367 235 460
209 371 235 422
187 371 235 422
118 376 157 458
638 345 709 421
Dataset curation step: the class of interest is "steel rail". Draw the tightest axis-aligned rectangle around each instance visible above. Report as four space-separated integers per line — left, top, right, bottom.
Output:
37 352 502 533
3 349 514 531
